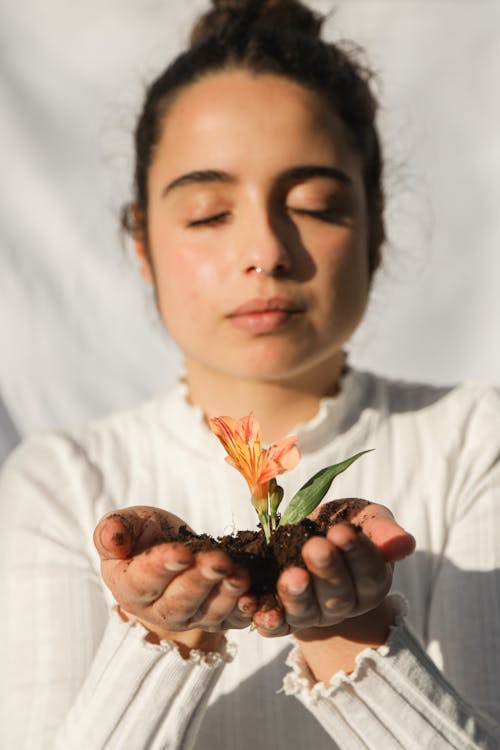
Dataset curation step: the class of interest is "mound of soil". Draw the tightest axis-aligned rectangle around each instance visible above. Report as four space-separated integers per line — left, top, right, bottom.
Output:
174 498 368 596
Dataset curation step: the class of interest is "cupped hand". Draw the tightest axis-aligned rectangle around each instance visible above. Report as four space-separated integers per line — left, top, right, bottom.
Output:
252 499 415 637
94 506 257 645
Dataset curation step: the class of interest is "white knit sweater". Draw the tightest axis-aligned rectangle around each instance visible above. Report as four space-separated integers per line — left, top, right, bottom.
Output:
1 370 499 749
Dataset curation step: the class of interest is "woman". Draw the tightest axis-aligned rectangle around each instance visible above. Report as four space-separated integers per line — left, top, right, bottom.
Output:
1 1 499 748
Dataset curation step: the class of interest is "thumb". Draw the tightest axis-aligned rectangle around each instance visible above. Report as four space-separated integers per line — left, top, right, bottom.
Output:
93 506 188 560
353 503 416 562
93 510 143 560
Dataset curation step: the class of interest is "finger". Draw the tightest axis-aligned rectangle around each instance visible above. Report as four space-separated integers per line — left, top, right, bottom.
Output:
327 524 392 611
150 550 235 627
94 506 187 559
276 567 320 628
94 511 144 559
252 596 290 637
350 503 416 561
187 567 252 629
224 593 260 629
103 541 194 607
301 535 356 624
252 610 291 638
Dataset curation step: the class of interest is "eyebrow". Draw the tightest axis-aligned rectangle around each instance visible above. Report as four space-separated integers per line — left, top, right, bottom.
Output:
162 164 352 197
282 165 352 185
163 170 235 196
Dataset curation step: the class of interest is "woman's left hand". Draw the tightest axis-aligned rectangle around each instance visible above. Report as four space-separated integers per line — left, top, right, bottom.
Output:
251 500 415 637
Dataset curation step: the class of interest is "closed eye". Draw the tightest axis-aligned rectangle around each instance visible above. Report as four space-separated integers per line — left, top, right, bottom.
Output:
288 207 342 223
187 212 230 228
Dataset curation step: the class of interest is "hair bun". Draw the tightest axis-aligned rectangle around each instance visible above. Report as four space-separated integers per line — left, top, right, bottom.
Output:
189 0 323 48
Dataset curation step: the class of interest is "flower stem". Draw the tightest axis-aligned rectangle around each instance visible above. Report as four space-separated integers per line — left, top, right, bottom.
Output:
258 512 271 543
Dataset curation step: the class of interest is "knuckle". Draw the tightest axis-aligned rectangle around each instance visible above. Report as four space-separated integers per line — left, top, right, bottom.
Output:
188 596 230 628
154 597 196 624
322 595 354 615
324 578 353 598
134 583 163 601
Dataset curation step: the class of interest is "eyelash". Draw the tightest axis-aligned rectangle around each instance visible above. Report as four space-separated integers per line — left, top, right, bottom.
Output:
186 208 339 228
289 208 339 223
187 212 230 228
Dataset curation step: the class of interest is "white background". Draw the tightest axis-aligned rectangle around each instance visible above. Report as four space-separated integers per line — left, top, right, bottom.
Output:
1 0 499 461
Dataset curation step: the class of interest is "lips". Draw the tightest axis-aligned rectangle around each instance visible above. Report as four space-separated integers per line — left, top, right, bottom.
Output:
227 297 305 333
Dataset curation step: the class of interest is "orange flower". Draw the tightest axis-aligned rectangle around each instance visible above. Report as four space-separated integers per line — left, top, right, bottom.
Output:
209 413 300 513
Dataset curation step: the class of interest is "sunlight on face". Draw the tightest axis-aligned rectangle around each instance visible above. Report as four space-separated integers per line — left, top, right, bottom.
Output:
136 70 371 390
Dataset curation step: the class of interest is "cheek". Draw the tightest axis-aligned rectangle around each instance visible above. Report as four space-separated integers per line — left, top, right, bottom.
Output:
316 238 370 314
321 194 371 291
154 247 222 326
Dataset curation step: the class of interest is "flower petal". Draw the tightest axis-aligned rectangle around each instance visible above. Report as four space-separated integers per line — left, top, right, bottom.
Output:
209 416 238 449
235 412 260 443
258 436 300 483
209 414 263 488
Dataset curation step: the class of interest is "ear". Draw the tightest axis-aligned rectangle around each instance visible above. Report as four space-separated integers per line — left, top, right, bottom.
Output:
129 204 154 284
134 234 154 284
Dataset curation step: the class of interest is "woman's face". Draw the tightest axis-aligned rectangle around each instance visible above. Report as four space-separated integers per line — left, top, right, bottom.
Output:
137 70 373 388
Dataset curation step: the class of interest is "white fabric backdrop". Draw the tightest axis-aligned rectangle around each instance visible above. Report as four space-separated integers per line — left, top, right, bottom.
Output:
1 0 499 462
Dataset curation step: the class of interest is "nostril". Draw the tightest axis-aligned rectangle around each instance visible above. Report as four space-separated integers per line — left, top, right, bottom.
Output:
245 261 290 277
272 262 289 277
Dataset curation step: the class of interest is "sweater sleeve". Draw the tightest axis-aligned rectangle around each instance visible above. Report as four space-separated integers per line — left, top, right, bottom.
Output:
55 608 234 750
0 434 232 750
283 595 499 749
282 387 500 749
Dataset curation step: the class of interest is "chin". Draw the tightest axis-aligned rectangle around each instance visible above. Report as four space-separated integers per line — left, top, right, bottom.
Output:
229 351 338 384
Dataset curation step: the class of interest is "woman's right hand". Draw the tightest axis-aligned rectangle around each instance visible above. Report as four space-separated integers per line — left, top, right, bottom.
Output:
93 506 257 653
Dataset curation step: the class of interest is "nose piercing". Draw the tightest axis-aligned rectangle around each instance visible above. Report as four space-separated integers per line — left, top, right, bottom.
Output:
254 266 263 274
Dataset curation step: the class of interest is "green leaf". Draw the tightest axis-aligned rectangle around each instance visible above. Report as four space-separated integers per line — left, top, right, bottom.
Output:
278 450 373 527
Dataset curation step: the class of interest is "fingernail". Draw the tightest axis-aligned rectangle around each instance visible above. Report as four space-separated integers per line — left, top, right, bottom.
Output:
223 578 243 593
287 580 308 596
165 560 190 572
311 552 331 568
200 566 227 581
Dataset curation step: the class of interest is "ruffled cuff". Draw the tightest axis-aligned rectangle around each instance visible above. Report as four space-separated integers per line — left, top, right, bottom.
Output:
54 606 235 750
284 593 407 703
111 605 238 667
283 594 498 749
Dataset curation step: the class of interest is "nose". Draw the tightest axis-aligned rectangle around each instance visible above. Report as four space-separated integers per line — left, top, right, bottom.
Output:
243 209 292 278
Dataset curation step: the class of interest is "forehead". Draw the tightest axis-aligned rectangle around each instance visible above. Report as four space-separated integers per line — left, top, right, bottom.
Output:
150 70 362 182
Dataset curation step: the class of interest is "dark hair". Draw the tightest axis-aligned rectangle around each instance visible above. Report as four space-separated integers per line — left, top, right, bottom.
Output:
124 0 385 273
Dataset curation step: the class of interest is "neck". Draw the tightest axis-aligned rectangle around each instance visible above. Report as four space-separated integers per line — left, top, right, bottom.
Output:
185 355 346 443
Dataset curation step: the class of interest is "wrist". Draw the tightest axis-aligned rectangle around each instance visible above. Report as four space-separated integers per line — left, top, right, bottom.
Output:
118 607 225 658
295 597 396 643
151 629 226 659
294 598 396 682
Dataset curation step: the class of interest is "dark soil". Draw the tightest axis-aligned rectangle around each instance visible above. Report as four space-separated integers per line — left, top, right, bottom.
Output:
172 498 369 596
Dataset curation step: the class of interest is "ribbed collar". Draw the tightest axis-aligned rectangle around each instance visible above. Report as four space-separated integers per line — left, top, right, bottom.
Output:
158 369 371 461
